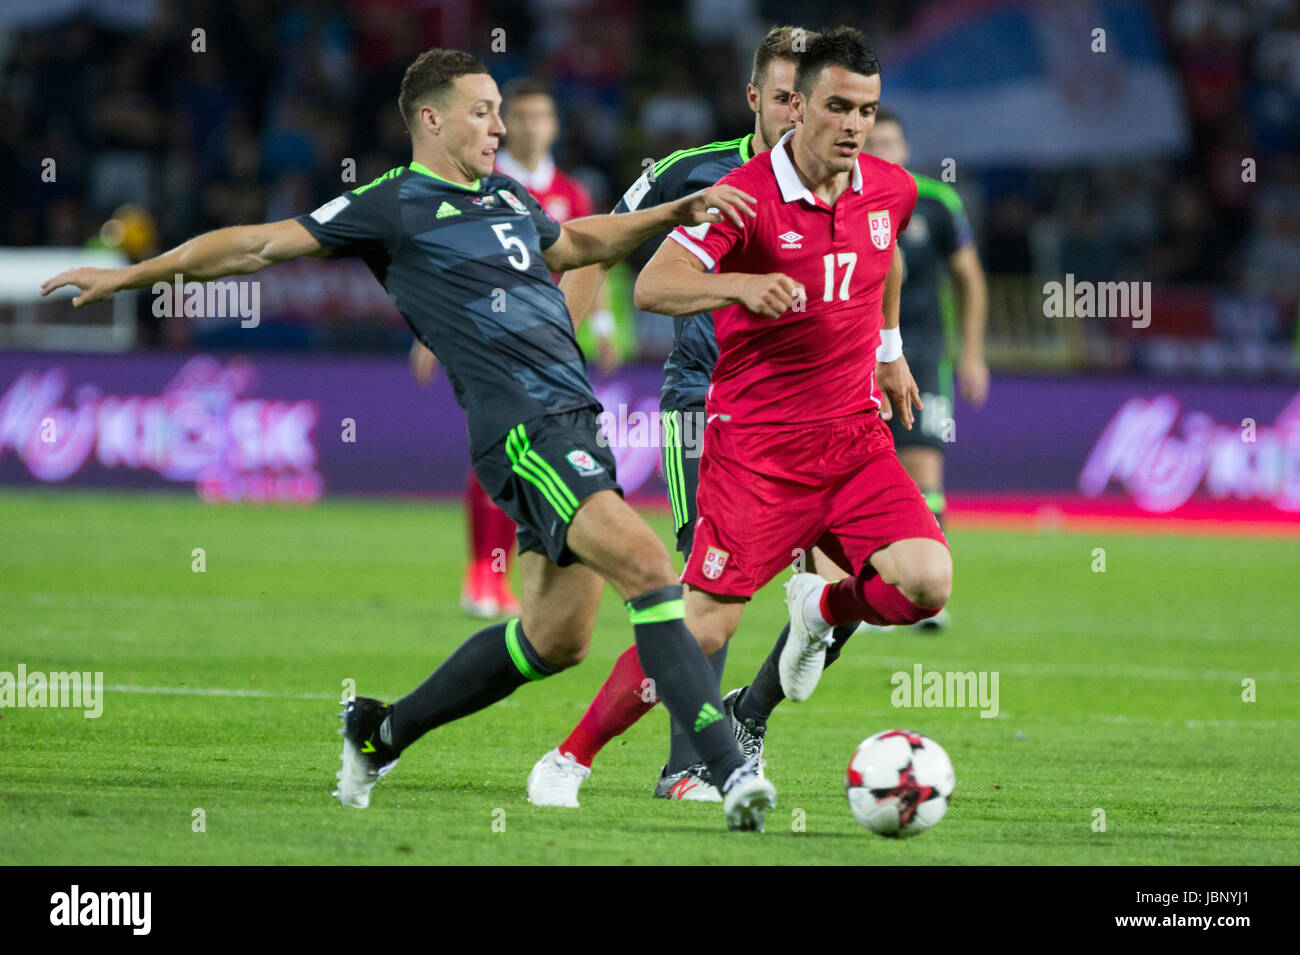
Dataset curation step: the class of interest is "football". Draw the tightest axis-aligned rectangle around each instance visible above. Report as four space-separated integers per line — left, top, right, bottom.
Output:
846 729 956 837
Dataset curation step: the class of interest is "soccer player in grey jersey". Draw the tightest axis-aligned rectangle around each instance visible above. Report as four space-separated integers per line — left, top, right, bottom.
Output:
41 48 777 831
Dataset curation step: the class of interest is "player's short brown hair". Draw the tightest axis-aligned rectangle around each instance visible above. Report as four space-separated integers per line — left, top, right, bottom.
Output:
501 77 555 114
398 48 491 131
751 25 819 88
793 26 881 97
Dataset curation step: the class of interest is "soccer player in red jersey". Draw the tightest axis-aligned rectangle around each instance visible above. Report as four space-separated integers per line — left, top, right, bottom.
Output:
640 28 951 707
410 78 616 619
527 27 952 808
494 79 595 224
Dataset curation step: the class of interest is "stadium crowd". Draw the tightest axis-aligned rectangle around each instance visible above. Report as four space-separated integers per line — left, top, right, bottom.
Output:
2 0 1297 351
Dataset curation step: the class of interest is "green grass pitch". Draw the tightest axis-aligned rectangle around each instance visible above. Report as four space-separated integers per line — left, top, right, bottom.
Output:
1 489 1296 865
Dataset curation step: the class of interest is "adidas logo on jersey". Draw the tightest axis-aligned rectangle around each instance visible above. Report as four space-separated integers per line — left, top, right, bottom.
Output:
436 201 460 218
778 230 803 249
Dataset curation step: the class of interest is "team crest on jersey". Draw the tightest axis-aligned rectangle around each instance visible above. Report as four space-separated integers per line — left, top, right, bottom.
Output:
701 546 729 580
498 189 528 214
566 449 603 475
868 210 892 250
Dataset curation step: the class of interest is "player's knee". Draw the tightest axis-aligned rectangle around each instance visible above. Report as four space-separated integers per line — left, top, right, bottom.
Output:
543 640 589 670
522 613 595 671
899 555 952 610
692 623 729 658
531 628 591 670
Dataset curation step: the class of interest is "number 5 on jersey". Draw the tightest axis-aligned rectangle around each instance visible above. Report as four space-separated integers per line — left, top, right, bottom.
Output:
492 223 531 271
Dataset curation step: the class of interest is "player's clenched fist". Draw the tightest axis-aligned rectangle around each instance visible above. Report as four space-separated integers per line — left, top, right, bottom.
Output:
672 185 757 230
737 273 805 319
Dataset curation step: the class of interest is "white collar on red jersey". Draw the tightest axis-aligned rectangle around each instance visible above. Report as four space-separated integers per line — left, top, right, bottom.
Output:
770 129 863 205
495 149 556 193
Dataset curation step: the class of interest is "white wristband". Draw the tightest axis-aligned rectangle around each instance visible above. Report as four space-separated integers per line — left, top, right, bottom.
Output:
588 309 616 338
876 326 903 362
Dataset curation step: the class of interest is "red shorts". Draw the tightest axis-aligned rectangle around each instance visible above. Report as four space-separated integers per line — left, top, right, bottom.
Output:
682 411 946 598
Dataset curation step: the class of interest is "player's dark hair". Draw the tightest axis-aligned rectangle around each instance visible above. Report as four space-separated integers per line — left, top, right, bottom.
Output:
398 48 491 131
874 107 904 132
501 77 555 113
793 26 881 98
751 25 820 88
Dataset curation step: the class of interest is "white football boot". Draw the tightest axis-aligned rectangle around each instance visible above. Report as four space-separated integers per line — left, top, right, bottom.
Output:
654 763 722 802
721 757 776 832
334 697 400 809
526 749 591 807
780 572 837 702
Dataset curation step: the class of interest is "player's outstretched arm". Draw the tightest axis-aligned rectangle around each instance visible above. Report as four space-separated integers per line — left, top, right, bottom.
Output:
542 185 755 274
634 238 802 319
40 220 324 307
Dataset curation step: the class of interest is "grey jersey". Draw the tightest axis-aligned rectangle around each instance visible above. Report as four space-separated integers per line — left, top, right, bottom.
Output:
296 163 598 457
613 135 755 410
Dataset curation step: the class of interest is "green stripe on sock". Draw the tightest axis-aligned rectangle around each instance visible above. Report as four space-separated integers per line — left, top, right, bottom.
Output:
627 599 685 625
924 490 947 514
504 618 545 681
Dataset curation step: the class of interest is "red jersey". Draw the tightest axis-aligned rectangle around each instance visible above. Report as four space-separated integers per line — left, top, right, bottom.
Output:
668 130 917 427
495 149 593 224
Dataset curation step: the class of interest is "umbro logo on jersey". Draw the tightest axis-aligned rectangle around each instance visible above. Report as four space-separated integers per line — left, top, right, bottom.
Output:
436 201 460 218
778 230 803 249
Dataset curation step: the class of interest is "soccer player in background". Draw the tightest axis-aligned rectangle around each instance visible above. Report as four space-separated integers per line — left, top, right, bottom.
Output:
41 48 778 831
863 108 989 630
410 77 619 619
530 27 952 806
527 26 863 807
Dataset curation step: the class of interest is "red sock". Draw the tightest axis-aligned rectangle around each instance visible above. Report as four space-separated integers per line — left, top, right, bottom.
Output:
466 472 516 566
560 645 657 767
820 574 941 627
